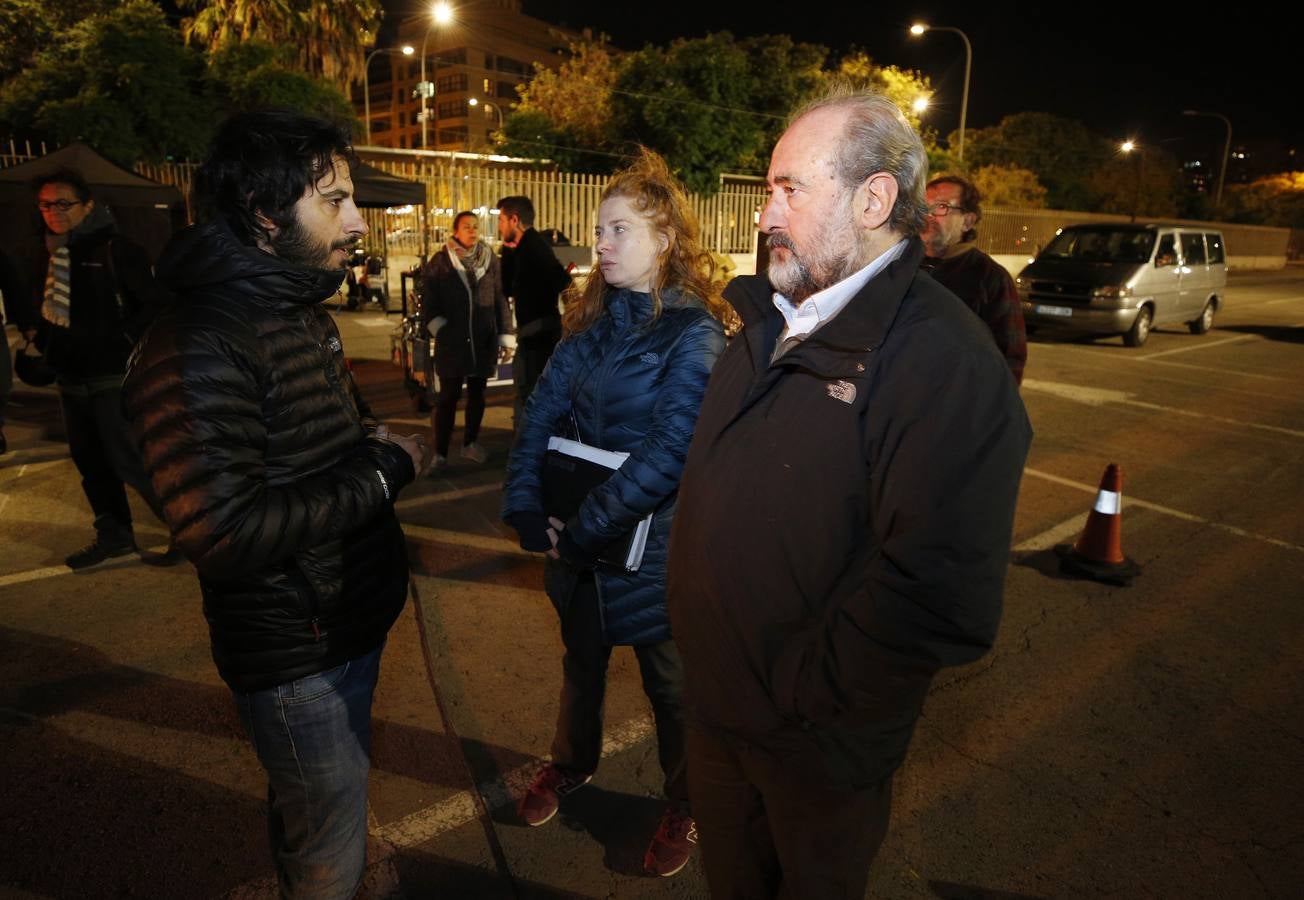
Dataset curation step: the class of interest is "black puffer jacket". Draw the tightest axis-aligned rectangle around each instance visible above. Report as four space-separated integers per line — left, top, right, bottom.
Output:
123 220 415 692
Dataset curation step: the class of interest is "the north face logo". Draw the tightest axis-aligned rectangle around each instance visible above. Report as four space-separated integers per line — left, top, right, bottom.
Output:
640 351 660 365
827 380 857 404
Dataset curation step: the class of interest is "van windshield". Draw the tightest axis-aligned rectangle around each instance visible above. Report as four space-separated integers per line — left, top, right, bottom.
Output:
1041 229 1156 264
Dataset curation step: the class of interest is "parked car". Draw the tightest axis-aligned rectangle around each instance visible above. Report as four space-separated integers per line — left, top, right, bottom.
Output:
1018 224 1226 346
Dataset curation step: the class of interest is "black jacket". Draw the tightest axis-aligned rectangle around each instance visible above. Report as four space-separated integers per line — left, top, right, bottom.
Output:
667 237 1031 789
31 208 167 379
504 227 571 346
419 243 511 380
123 220 416 692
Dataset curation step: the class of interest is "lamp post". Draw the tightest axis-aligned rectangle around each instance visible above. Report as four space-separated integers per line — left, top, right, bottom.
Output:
363 45 414 144
909 23 972 165
418 1 455 149
1182 109 1233 210
468 97 502 149
1120 140 1144 222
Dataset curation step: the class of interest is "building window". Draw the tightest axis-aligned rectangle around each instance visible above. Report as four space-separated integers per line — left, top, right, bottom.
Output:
496 80 518 100
438 126 468 145
372 120 392 134
496 56 529 76
436 73 468 93
437 99 468 119
439 47 467 65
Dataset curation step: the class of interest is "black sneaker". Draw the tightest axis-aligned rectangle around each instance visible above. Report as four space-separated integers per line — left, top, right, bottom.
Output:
66 531 137 570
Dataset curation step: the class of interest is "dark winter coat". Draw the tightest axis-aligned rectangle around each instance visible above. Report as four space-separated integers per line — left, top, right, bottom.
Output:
31 207 168 380
503 227 571 348
502 288 724 645
921 242 1027 384
123 220 416 693
667 237 1032 790
419 242 511 380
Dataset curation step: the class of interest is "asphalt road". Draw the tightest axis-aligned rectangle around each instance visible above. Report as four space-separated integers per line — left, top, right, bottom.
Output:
1 268 1301 899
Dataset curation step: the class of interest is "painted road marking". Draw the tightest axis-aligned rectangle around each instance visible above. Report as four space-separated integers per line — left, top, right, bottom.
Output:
1022 379 1304 440
401 523 533 558
1022 467 1304 554
1135 319 1304 360
373 715 653 849
395 482 500 512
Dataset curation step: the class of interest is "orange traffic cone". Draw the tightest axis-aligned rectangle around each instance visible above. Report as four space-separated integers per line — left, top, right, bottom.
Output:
1057 463 1142 585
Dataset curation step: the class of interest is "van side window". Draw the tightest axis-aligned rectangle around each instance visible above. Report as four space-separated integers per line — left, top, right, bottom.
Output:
1155 234 1178 268
1181 233 1207 265
1205 233 1225 264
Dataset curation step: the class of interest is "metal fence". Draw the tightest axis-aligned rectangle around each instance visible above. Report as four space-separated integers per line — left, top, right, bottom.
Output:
5 140 1289 262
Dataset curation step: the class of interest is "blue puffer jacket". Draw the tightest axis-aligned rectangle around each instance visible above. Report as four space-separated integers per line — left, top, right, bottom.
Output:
502 287 724 645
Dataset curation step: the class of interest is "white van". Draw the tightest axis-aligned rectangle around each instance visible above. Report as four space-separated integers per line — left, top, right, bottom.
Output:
1017 224 1227 346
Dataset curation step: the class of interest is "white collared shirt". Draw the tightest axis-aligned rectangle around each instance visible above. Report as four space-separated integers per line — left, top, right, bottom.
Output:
771 238 909 346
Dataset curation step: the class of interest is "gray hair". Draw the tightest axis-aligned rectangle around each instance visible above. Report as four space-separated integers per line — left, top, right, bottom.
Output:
790 84 930 236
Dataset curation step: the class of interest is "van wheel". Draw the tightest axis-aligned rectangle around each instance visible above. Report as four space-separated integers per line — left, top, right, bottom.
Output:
1124 306 1153 347
1188 300 1215 334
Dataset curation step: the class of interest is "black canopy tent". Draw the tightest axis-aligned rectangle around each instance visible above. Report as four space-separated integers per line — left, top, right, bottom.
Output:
348 159 427 316
0 142 185 264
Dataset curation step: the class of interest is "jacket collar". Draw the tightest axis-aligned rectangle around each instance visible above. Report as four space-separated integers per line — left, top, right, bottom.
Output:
157 219 346 307
726 235 925 357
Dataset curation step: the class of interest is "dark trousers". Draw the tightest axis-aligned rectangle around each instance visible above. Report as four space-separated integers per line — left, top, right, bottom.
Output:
512 332 560 429
432 375 487 456
552 575 688 804
59 384 161 532
687 726 892 900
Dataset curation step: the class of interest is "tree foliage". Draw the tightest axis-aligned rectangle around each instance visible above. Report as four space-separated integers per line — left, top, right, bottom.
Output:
1224 172 1304 228
0 1 212 162
963 112 1113 210
968 165 1048 208
0 2 361 165
180 0 381 86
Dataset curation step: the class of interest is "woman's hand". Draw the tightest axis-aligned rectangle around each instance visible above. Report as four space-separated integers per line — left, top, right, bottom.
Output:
545 516 565 560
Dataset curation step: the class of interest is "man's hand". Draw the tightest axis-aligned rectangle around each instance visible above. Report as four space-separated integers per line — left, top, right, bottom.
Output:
373 424 425 474
498 345 515 364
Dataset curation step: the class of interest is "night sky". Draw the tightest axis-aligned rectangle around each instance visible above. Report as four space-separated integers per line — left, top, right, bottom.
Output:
386 1 1296 164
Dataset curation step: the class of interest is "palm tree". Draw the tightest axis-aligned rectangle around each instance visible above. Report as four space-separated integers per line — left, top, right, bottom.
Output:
180 0 380 86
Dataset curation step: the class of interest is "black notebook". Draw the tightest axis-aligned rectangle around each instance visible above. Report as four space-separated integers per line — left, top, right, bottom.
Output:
541 437 652 572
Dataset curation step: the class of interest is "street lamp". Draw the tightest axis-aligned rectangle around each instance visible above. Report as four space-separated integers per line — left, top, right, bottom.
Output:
468 97 503 149
911 95 929 116
363 45 414 144
1182 109 1233 210
1120 140 1144 222
419 1 456 149
909 22 972 165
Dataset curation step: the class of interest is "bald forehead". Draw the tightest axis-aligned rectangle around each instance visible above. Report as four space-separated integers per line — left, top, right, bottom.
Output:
769 106 849 186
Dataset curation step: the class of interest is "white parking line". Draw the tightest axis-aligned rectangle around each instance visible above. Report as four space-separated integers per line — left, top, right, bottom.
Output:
394 482 500 512
1022 467 1304 554
1135 333 1260 359
373 715 653 849
1022 379 1304 439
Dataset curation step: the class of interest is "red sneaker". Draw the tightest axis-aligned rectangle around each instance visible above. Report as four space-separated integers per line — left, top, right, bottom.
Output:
517 765 593 827
644 805 698 877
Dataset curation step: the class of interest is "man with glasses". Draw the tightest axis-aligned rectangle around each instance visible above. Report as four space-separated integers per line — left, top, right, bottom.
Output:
921 175 1026 385
28 168 173 567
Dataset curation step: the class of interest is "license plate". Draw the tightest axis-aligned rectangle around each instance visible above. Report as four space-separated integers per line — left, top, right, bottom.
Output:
1035 304 1073 317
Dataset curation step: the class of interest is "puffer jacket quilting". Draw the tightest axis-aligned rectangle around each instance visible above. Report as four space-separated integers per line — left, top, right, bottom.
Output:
502 288 724 645
123 220 415 692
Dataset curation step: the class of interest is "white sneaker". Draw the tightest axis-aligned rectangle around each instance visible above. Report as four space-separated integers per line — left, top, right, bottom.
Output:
459 442 488 464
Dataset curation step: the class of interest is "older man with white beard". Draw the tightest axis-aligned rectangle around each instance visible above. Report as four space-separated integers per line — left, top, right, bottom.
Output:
666 86 1033 899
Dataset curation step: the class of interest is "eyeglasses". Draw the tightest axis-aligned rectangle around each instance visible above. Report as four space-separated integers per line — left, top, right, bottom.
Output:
926 201 963 217
37 199 84 212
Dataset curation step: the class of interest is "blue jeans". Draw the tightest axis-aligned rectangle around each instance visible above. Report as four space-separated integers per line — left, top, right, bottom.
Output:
234 645 383 900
